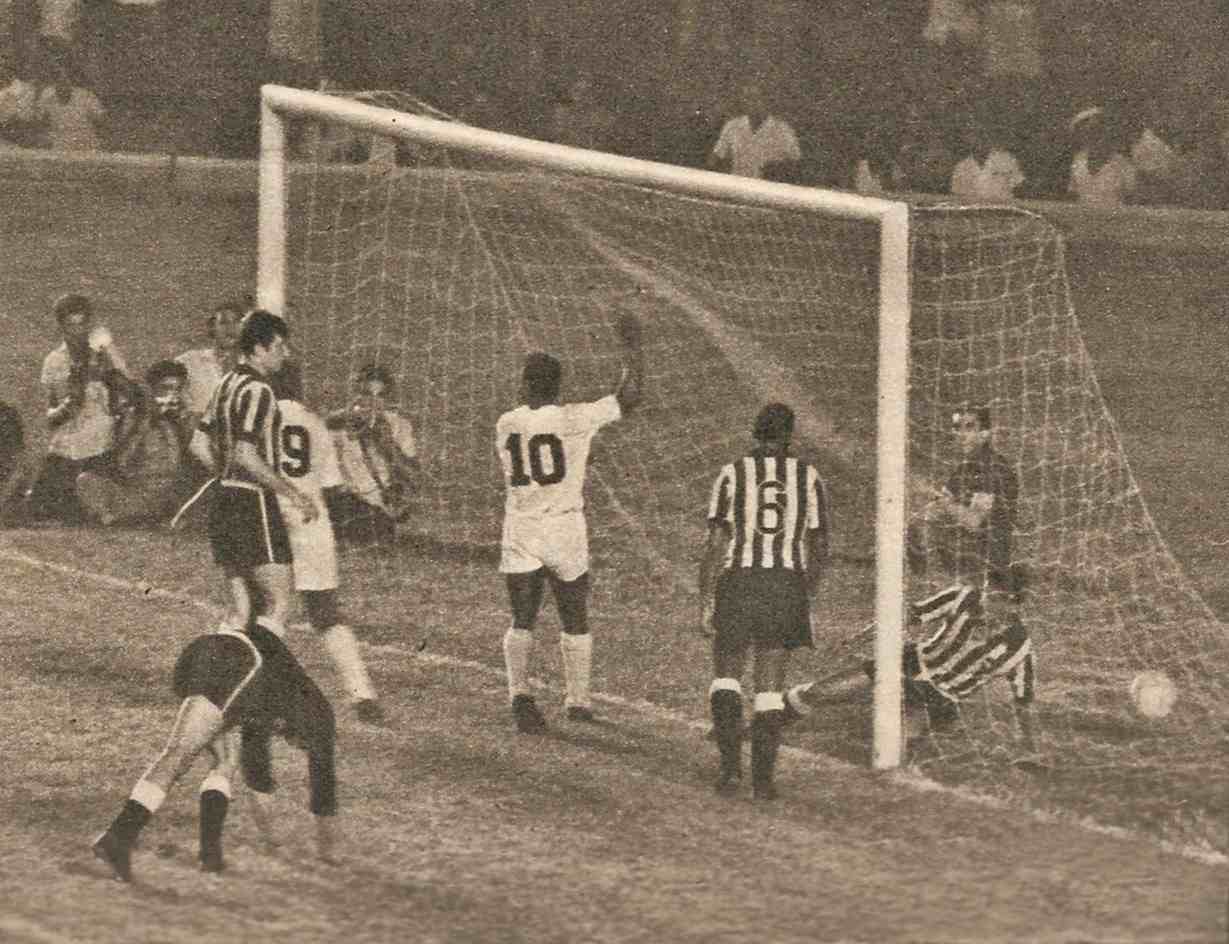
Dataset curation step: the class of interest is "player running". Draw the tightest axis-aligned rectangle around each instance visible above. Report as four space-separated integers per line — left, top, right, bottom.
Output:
495 310 643 733
273 366 384 724
699 402 831 799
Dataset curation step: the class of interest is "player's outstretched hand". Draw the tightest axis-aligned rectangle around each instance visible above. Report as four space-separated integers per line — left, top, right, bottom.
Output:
616 310 642 349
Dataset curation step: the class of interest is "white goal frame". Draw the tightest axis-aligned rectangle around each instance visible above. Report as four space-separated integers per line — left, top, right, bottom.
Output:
256 83 913 770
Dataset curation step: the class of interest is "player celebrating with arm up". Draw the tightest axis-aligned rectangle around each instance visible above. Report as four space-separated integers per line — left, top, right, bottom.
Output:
495 310 644 734
699 403 831 800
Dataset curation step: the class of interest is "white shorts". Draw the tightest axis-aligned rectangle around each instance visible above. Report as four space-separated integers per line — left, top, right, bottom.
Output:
284 501 339 592
499 511 589 583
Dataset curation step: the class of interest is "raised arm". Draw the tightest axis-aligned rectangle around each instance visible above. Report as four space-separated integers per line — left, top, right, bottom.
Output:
614 311 644 415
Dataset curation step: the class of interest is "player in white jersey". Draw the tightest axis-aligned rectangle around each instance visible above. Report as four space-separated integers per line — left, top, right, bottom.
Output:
272 366 384 725
495 312 644 733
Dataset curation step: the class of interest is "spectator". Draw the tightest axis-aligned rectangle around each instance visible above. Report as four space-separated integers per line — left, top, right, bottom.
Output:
75 359 194 527
325 363 419 544
706 82 801 182
1067 107 1138 208
949 127 1026 201
550 73 614 152
0 73 40 146
175 298 245 431
21 293 137 523
850 127 902 194
36 53 104 151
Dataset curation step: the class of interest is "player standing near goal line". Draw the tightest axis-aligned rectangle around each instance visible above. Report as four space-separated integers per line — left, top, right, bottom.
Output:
92 311 340 880
272 364 385 724
495 310 644 733
699 403 831 800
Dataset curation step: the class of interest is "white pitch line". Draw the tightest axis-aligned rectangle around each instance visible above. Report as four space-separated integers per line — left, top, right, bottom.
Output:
2 543 1224 868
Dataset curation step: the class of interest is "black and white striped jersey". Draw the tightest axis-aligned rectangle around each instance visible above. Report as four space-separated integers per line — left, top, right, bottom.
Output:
707 450 829 573
910 583 1035 705
199 364 281 485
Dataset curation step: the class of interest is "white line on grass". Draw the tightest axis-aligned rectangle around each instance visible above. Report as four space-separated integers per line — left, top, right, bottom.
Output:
3 543 1224 868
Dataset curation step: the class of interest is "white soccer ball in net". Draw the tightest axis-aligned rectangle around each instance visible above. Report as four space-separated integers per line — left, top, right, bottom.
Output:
1129 670 1177 719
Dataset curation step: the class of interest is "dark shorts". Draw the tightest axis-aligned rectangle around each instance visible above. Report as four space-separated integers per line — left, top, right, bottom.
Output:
172 624 328 729
207 482 291 572
172 630 264 720
713 568 813 653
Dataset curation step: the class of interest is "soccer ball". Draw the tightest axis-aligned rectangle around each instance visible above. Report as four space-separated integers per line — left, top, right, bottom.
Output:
1129 670 1177 719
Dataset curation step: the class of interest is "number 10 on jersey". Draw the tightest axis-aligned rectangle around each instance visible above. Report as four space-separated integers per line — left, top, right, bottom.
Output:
504 432 566 486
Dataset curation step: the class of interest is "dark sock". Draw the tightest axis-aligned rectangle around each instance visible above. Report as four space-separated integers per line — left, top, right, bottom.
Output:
199 790 229 862
111 798 152 846
710 689 744 778
751 709 785 791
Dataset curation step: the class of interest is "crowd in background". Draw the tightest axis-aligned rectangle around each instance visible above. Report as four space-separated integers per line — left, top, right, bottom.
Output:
0 0 1227 209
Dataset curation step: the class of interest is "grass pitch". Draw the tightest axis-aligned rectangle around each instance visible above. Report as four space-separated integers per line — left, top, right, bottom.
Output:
0 177 1226 941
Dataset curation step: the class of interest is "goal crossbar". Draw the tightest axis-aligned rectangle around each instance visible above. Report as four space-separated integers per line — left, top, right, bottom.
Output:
258 83 912 769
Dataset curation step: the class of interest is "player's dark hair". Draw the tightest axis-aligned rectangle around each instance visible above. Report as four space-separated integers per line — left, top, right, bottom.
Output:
207 299 247 338
145 359 188 389
523 352 562 403
355 363 395 396
753 402 795 443
52 292 92 324
238 309 289 356
270 361 304 402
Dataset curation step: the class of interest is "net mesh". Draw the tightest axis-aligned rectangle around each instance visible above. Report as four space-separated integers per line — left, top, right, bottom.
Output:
279 91 1228 854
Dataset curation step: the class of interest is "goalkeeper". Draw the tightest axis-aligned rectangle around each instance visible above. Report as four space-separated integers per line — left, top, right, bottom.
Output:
783 568 1036 753
907 405 1019 591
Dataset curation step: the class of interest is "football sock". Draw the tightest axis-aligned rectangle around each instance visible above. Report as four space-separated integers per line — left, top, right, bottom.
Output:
559 631 593 709
751 692 786 792
113 779 165 844
198 773 231 864
503 627 534 702
322 624 377 702
709 678 744 778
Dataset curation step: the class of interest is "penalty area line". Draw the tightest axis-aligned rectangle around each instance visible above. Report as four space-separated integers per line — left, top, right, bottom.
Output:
2 543 1224 869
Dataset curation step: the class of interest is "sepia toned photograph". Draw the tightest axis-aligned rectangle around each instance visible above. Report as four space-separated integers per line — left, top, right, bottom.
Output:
0 1 1226 941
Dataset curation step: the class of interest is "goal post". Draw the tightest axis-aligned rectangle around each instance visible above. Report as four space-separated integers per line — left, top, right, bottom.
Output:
257 82 913 770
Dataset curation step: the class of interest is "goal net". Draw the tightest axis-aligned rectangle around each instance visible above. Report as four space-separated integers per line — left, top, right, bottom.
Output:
261 86 1228 856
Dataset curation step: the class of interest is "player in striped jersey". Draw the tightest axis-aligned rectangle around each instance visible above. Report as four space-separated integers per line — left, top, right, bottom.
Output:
189 309 317 637
700 403 831 799
783 571 1036 753
495 311 644 733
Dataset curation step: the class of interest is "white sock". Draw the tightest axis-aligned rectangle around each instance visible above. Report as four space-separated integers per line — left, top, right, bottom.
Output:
322 624 377 702
503 627 534 701
559 633 593 709
130 778 167 813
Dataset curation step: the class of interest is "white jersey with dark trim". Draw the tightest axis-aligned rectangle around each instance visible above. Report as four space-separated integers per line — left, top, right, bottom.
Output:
911 583 1035 704
496 395 621 521
707 451 829 572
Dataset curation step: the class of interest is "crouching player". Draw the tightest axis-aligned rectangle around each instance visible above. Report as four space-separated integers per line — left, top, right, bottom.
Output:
91 613 339 881
783 570 1037 754
273 365 384 724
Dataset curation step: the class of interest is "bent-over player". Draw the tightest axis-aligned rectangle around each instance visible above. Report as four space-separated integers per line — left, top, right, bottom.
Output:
700 403 830 799
495 311 643 733
91 612 340 880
